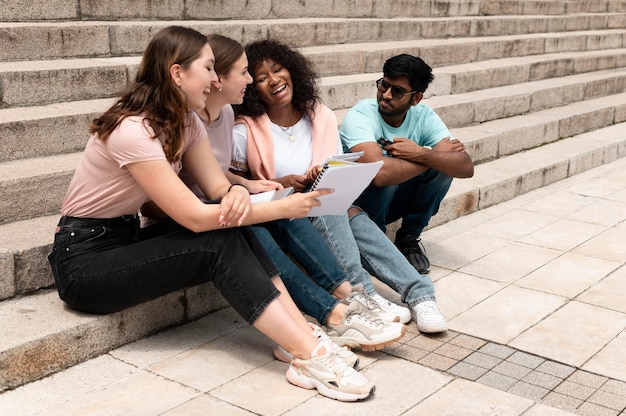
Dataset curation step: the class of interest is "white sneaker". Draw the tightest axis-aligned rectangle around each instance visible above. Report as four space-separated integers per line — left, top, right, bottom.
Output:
286 341 375 402
411 300 448 333
344 284 400 323
274 324 359 368
326 301 406 351
370 293 411 324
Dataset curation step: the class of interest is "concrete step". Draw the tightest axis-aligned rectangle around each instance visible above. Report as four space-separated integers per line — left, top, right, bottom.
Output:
2 13 624 62
2 75 625 226
0 285 229 393
2 29 626 108
1 121 624 392
400 121 626 231
4 0 623 22
480 0 626 15
0 0 582 23
2 50 623 163
2 116 625 301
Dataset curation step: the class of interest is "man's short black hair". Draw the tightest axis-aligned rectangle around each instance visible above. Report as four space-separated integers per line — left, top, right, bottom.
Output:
383 54 434 93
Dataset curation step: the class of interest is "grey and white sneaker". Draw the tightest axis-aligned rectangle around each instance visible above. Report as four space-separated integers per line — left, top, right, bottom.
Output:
344 284 401 323
411 300 447 333
274 324 359 368
370 292 411 324
286 340 375 402
326 301 406 351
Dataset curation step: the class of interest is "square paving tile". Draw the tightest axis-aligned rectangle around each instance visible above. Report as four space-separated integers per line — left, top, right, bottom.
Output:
520 192 598 218
510 302 626 367
519 218 607 252
515 252 621 298
450 285 566 344
582 331 626 383
566 199 626 227
434 271 506 320
428 232 510 270
459 242 561 283
572 223 626 264
577 265 626 313
470 210 560 241
148 327 275 392
38 372 199 416
403 378 534 415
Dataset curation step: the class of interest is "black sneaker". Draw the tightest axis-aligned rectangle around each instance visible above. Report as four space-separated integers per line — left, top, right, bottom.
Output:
396 234 431 274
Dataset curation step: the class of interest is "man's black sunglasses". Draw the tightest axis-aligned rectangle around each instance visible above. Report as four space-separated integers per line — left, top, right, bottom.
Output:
376 78 418 100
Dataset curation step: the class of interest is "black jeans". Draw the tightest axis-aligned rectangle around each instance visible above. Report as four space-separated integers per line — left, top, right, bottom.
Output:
48 216 280 323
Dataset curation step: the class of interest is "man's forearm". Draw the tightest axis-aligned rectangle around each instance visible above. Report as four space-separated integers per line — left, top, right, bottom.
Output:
372 156 429 186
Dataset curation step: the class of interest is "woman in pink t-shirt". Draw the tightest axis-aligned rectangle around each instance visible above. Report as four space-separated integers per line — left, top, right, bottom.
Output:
48 26 373 402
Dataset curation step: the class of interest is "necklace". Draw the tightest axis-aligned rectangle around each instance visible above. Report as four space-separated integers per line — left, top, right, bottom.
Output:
269 110 298 142
277 124 295 142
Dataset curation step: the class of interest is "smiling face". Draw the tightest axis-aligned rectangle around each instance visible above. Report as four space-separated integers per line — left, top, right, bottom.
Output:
251 58 294 112
219 52 253 105
177 43 219 111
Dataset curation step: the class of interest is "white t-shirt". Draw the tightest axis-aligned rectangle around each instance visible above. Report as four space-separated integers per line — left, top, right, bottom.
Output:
61 113 206 218
232 113 341 177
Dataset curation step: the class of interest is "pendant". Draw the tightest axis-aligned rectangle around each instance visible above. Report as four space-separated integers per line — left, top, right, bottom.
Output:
289 135 295 142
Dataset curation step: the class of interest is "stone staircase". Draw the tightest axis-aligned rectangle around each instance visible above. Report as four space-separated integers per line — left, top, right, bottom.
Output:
1 0 624 393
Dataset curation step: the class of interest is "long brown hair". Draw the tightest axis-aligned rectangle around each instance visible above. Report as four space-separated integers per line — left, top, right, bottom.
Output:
90 26 209 162
208 34 245 78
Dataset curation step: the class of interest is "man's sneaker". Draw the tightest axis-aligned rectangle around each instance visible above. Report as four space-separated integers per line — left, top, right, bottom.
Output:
274 324 359 368
344 284 400 323
286 340 375 402
370 292 411 324
396 234 431 274
326 301 406 351
411 300 448 333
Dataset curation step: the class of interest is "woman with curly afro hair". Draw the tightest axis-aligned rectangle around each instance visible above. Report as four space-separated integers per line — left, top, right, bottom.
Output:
232 39 445 338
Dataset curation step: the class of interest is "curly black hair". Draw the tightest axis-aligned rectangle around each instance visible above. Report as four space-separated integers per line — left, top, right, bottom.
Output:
233 39 319 118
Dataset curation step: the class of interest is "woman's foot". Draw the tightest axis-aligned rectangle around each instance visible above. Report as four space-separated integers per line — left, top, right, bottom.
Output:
286 341 375 401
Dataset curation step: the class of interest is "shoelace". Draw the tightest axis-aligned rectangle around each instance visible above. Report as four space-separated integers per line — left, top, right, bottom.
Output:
418 301 438 316
314 347 352 376
346 302 383 328
371 293 395 310
358 290 385 312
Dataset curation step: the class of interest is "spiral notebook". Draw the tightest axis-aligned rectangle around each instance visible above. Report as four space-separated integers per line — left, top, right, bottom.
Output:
306 153 383 216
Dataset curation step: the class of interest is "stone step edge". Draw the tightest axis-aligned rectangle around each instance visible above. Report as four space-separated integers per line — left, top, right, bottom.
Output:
3 64 625 166
2 29 625 108
3 0 621 22
3 12 623 62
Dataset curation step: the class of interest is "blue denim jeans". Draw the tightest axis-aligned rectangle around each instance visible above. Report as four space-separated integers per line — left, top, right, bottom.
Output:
311 211 436 307
252 222 343 325
48 216 279 323
355 168 452 237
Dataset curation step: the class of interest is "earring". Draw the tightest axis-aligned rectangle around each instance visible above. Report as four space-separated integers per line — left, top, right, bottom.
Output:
218 87 222 92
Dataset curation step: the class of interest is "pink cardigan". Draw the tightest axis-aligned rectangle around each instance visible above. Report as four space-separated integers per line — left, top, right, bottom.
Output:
234 103 339 180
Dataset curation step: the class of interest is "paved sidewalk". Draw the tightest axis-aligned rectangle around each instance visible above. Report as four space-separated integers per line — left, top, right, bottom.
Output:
1 158 625 416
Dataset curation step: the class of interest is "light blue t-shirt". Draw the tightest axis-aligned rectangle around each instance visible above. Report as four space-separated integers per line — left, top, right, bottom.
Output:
339 99 451 153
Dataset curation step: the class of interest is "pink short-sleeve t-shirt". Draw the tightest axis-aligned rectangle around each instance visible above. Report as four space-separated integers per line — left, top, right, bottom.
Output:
61 113 206 218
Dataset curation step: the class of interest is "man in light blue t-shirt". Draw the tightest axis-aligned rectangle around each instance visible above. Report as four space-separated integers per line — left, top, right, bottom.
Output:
340 54 474 275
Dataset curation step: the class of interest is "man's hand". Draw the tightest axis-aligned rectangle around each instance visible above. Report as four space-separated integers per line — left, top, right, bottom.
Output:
384 137 427 161
433 137 466 153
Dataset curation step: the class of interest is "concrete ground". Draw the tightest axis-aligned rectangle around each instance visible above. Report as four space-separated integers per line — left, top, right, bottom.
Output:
1 157 625 416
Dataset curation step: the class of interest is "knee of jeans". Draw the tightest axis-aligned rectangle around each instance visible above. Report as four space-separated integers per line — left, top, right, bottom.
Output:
347 206 363 219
